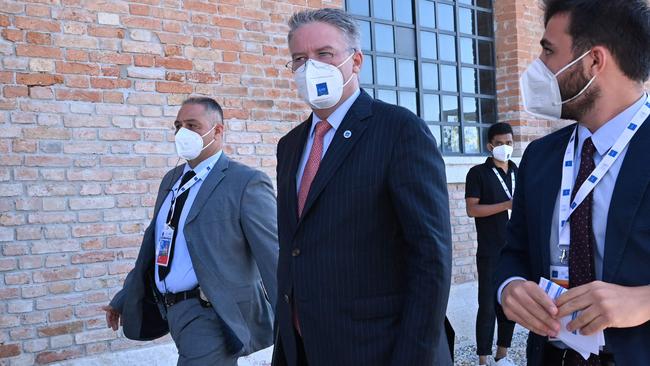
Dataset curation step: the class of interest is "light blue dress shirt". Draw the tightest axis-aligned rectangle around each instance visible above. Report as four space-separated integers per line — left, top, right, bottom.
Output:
296 89 361 189
549 94 647 280
154 150 222 294
498 94 647 302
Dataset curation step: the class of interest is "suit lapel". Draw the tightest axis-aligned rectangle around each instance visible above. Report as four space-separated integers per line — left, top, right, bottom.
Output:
184 154 228 225
153 165 185 219
298 91 373 221
603 116 650 282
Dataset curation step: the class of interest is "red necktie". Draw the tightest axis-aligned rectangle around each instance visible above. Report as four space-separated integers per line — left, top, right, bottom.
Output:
293 120 331 335
297 120 332 217
567 137 600 366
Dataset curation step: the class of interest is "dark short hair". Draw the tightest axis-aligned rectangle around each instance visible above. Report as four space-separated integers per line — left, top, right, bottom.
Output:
542 0 650 82
487 123 513 143
182 97 224 125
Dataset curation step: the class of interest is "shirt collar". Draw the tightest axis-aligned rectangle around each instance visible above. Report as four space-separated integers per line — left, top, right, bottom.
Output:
578 93 647 156
485 157 514 173
183 149 223 174
309 88 361 138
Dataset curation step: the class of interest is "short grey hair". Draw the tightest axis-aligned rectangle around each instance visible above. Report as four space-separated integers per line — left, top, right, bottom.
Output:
182 97 223 126
288 8 361 51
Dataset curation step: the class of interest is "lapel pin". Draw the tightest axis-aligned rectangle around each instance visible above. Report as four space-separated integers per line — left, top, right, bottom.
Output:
343 130 352 139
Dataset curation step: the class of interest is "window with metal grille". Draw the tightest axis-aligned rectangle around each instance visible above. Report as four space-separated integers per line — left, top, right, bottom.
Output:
347 0 497 155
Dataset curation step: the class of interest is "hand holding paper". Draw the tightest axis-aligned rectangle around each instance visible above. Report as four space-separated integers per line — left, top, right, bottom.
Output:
538 278 605 360
556 280 650 335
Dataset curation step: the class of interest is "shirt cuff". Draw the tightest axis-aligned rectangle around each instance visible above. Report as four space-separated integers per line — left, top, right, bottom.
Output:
497 276 527 305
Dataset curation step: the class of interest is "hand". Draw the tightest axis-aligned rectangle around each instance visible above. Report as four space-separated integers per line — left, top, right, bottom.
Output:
502 280 560 337
556 281 650 336
102 305 121 331
504 200 513 211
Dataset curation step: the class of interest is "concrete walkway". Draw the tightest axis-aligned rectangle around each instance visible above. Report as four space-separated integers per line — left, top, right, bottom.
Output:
52 281 528 366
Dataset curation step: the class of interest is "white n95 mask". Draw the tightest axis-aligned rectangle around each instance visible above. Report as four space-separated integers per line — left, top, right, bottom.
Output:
519 50 595 120
492 145 513 162
294 52 355 110
174 126 215 161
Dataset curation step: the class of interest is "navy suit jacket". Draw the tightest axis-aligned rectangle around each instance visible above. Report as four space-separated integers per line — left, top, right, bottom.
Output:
272 90 453 366
496 115 650 366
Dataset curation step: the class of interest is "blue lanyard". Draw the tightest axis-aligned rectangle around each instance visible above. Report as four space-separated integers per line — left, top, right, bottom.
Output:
558 95 650 248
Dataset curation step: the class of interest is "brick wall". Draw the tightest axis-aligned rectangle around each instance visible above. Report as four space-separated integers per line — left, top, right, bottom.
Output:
448 183 478 283
4 0 639 364
0 0 341 364
494 0 550 154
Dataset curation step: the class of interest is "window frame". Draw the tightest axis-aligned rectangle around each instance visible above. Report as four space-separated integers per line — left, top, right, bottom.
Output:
347 0 498 156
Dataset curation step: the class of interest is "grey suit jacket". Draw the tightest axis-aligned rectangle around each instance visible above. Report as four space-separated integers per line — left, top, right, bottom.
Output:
110 153 279 356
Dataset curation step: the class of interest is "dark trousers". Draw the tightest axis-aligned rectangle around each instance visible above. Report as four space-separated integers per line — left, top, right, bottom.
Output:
476 255 515 356
542 342 616 366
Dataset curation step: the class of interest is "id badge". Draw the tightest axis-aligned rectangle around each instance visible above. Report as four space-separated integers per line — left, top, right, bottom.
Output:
550 265 569 289
156 225 174 266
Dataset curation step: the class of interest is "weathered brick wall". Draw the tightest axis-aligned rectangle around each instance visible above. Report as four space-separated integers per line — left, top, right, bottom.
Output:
5 0 638 364
0 0 341 364
448 183 477 283
494 0 550 154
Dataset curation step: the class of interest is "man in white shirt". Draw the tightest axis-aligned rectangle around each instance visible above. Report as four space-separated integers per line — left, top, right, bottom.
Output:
103 97 278 365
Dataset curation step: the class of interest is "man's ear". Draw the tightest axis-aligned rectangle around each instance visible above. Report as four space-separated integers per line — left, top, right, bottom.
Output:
486 143 493 152
588 46 608 76
352 51 364 74
213 124 224 138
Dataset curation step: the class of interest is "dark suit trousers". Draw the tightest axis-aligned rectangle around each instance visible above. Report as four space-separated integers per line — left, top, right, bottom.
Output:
476 255 515 355
167 298 240 366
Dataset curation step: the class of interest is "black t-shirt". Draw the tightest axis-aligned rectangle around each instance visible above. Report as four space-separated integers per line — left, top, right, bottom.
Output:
465 158 518 257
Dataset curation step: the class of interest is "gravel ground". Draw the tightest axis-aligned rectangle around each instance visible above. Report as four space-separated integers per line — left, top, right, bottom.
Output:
454 328 528 366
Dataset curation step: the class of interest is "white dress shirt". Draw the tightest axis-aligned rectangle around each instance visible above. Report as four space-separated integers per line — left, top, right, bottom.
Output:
498 94 647 303
296 89 361 189
154 150 222 294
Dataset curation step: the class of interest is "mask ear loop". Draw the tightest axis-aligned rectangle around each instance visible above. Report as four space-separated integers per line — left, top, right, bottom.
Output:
337 51 357 88
554 50 592 77
558 75 597 105
552 50 596 106
199 125 217 152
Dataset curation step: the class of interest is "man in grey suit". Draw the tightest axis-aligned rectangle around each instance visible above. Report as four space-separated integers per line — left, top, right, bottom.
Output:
102 97 278 365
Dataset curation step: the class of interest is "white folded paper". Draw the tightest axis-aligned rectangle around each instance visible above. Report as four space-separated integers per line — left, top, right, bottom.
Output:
538 277 606 360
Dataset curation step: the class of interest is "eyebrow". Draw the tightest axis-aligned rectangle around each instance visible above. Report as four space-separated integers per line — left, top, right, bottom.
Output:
174 119 200 124
291 45 335 58
540 38 554 48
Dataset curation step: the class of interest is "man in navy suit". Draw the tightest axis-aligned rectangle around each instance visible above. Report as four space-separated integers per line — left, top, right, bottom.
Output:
272 8 453 366
496 1 650 365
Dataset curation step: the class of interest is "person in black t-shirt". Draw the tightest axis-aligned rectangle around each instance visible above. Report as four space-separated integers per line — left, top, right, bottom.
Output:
465 123 517 366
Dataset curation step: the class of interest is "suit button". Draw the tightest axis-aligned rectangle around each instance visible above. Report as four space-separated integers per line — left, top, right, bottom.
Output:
284 294 290 303
292 248 300 257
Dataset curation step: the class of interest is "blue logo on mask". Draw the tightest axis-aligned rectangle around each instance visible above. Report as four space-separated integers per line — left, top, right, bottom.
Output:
316 82 329 96
628 123 638 131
